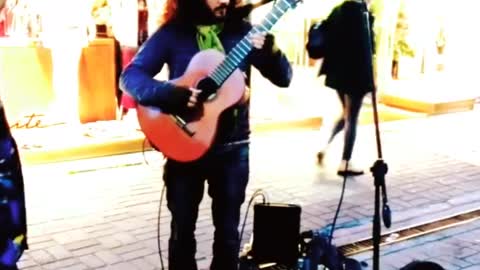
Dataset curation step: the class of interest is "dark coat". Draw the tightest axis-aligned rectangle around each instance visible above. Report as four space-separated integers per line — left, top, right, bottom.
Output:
0 102 28 266
319 1 375 97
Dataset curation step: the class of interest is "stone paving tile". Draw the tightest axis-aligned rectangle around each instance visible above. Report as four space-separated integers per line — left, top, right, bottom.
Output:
16 109 480 269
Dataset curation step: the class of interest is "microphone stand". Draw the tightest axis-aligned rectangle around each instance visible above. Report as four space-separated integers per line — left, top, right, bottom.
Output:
362 4 392 270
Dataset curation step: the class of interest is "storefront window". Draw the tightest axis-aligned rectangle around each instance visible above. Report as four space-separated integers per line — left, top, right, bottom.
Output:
376 0 478 112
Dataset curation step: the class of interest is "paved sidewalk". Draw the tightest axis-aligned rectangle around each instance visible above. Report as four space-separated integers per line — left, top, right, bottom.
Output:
352 219 480 270
16 107 480 270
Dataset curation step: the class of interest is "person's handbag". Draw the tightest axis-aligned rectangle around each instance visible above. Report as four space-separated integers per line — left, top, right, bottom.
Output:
306 20 327 59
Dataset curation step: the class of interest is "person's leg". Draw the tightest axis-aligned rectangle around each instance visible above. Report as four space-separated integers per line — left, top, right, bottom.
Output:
206 146 249 270
164 160 206 270
317 91 346 164
338 94 364 176
328 91 347 144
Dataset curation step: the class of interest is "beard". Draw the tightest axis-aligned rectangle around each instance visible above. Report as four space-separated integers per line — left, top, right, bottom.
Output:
213 4 228 19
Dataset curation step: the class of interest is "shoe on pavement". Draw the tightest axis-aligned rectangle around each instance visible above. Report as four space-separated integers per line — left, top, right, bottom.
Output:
337 160 364 177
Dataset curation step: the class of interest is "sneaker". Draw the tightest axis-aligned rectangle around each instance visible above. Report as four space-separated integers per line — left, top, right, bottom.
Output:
316 152 325 166
337 160 364 177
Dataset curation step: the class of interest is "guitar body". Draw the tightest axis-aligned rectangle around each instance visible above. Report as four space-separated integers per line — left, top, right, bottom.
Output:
136 49 246 162
136 0 300 162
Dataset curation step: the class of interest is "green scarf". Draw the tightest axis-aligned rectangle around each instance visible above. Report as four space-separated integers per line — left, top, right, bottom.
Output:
196 24 225 52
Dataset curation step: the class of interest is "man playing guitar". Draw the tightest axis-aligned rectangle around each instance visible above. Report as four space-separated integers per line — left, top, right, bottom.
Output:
119 0 293 269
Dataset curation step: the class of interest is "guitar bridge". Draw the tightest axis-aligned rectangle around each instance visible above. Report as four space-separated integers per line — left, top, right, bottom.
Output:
171 115 195 137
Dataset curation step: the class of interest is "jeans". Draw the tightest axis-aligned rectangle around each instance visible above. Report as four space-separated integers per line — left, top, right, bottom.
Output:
327 91 364 161
163 144 250 270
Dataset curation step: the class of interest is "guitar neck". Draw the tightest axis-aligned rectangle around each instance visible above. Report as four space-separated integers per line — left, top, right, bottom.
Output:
209 0 296 86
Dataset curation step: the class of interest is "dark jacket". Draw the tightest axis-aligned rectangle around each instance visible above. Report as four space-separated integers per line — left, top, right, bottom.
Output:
120 20 292 145
319 0 375 96
0 103 28 261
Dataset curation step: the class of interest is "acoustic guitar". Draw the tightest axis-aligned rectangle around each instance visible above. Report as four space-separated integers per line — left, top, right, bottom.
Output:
136 0 301 162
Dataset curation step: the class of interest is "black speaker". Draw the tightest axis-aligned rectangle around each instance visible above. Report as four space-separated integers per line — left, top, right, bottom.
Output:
251 203 302 267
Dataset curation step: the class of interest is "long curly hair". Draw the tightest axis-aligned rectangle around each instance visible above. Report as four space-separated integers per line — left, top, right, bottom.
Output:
159 0 236 26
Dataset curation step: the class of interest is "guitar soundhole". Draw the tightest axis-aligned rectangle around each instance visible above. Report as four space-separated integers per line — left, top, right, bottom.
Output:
196 77 219 103
171 77 218 136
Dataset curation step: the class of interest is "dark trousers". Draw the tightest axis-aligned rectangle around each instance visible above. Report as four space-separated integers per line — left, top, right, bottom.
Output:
328 91 364 161
163 145 249 270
